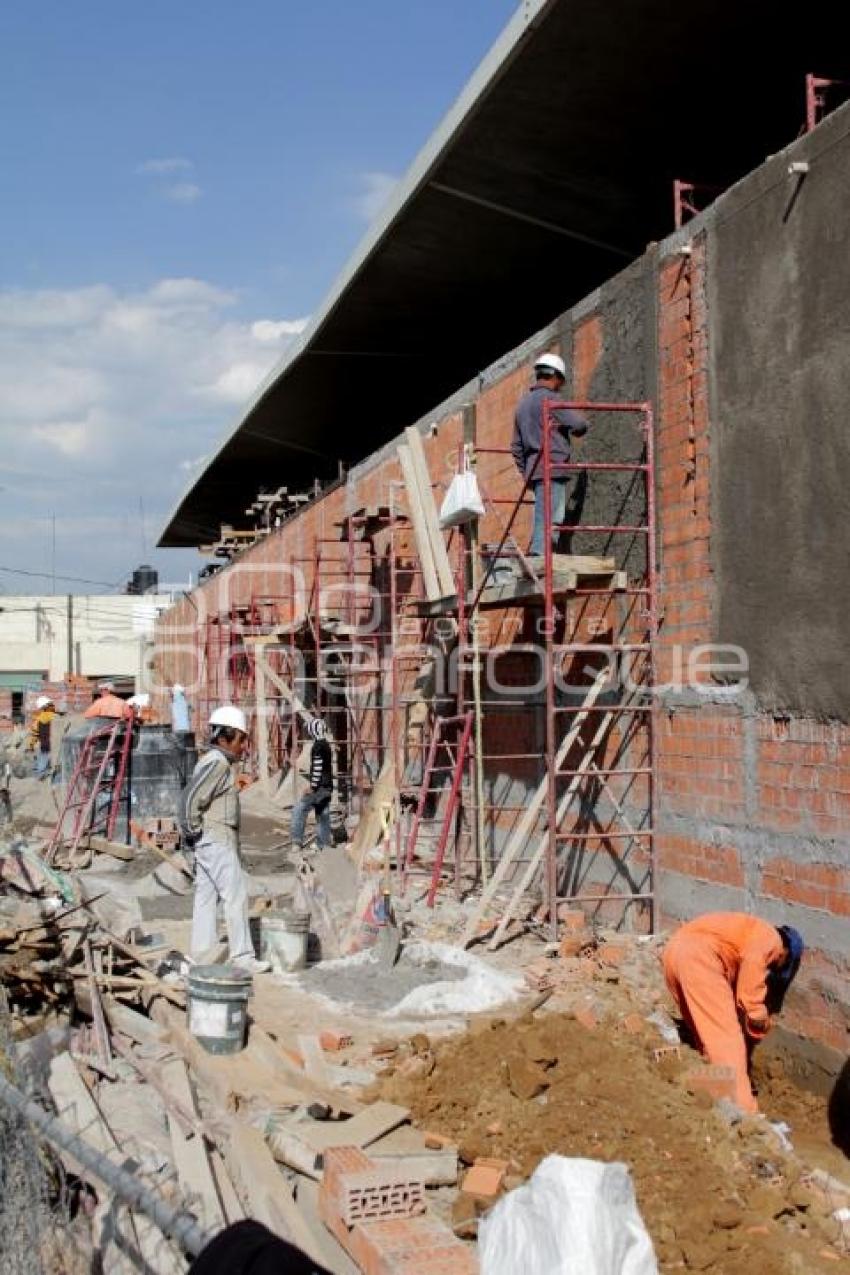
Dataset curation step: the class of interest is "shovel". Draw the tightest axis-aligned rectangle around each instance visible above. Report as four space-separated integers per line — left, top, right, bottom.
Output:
375 801 402 969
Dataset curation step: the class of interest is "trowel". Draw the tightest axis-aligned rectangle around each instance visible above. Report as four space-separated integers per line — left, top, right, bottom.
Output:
375 801 402 969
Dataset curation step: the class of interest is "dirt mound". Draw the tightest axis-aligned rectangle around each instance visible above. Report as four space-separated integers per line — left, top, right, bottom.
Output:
381 1011 846 1273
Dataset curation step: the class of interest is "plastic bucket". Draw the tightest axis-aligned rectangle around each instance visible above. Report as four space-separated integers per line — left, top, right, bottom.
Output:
260 909 310 974
188 964 252 1055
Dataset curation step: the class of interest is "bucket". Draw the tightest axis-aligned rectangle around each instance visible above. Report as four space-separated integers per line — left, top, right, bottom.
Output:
188 964 253 1055
260 909 310 974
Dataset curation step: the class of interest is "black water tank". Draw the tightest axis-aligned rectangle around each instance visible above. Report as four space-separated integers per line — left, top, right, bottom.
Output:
129 564 158 595
129 725 196 824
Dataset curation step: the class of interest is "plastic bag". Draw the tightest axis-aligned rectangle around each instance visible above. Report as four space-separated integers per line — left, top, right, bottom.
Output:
439 462 485 527
479 1155 658 1275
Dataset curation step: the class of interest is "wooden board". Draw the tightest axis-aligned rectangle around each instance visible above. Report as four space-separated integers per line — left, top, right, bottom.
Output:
398 443 441 601
300 1100 410 1153
403 426 456 599
225 1122 328 1265
161 1058 226 1232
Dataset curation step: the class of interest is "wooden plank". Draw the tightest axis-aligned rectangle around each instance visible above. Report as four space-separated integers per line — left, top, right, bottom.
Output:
403 426 455 599
161 1058 226 1232
225 1121 328 1265
85 834 133 861
398 443 440 601
254 654 271 796
298 1034 332 1087
459 666 610 947
210 1149 246 1224
300 1100 410 1153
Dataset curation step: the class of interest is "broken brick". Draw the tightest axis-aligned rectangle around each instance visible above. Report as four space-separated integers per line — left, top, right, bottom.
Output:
558 906 589 932
320 1030 353 1052
621 1013 645 1035
462 1157 509 1200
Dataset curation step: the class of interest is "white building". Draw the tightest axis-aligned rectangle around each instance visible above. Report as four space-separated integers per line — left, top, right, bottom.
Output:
0 593 177 697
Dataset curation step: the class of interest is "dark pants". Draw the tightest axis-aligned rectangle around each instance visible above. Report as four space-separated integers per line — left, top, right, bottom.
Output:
291 788 332 848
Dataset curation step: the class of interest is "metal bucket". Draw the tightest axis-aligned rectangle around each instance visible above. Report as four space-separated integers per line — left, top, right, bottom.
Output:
259 909 310 974
187 964 252 1055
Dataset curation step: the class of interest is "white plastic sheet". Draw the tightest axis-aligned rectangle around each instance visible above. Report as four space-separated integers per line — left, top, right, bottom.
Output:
479 1155 658 1275
439 465 485 527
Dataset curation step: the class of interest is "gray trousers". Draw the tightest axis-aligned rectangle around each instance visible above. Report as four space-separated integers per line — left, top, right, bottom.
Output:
190 837 252 961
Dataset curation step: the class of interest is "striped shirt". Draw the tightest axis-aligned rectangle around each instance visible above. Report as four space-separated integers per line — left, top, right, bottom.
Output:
309 739 333 792
181 747 239 844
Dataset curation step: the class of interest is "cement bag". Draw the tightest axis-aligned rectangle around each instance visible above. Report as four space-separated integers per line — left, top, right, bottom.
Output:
439 463 485 528
479 1155 658 1275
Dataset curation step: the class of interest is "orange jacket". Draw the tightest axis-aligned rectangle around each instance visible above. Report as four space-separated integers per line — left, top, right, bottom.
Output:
84 693 132 720
673 912 785 1032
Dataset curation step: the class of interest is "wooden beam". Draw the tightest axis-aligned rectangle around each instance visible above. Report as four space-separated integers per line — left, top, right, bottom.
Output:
398 443 440 601
403 426 455 598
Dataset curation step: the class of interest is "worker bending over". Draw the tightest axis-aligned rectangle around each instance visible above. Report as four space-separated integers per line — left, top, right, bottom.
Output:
511 351 588 556
28 694 56 779
181 706 269 973
291 718 333 852
663 911 804 1112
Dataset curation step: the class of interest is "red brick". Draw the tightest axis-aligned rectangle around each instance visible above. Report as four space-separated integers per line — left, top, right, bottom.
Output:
322 1146 426 1227
320 1030 353 1052
461 1157 509 1201
349 1216 479 1275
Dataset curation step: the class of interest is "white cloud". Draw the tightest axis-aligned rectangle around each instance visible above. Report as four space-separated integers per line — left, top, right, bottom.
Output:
137 157 194 176
0 279 306 580
137 157 203 204
164 181 203 204
353 171 399 222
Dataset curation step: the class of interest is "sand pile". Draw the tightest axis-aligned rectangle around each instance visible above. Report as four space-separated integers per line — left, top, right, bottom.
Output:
381 1009 848 1273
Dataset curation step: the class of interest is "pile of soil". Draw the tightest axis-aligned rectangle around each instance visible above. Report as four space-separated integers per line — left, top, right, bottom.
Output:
382 1010 847 1273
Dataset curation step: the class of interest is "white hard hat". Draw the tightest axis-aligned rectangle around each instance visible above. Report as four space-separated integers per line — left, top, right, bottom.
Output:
128 693 150 709
534 352 566 379
209 705 248 735
307 717 327 740
172 683 185 695
99 681 115 693
35 695 52 709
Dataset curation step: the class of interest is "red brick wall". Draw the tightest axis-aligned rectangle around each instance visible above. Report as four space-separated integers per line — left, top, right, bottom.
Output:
154 221 850 1055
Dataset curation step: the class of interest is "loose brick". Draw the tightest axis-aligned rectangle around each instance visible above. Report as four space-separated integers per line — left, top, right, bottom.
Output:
462 1157 509 1200
350 1216 479 1275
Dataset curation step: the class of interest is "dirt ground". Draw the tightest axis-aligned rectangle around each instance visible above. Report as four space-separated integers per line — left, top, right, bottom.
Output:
381 1008 848 1273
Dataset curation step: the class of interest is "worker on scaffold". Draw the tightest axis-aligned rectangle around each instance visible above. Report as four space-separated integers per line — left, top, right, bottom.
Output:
511 351 588 556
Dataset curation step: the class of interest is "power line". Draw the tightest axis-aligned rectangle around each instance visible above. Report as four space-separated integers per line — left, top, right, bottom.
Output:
0 565 122 589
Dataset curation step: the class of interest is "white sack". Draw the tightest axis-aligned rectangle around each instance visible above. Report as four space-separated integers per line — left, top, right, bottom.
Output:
479 1155 658 1275
439 467 485 527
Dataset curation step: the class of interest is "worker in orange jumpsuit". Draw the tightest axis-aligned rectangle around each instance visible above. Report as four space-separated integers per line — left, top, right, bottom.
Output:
84 681 132 720
662 912 804 1113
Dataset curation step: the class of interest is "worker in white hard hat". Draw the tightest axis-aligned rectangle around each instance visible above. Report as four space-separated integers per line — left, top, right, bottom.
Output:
28 694 56 779
181 705 269 973
511 351 588 556
291 717 334 852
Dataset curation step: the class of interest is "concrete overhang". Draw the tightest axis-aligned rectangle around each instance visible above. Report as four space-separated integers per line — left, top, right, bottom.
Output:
159 0 841 547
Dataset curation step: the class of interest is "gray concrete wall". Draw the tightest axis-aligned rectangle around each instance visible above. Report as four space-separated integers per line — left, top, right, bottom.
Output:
709 102 850 720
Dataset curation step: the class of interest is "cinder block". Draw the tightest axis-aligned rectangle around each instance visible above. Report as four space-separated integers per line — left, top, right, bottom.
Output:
322 1145 426 1227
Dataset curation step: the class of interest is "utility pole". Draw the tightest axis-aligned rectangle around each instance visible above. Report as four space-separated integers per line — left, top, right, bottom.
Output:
66 594 73 678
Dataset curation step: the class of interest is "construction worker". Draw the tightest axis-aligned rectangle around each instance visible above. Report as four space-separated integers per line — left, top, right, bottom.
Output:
181 706 269 973
1 757 13 822
28 694 56 779
662 912 804 1113
511 351 588 556
84 681 132 720
291 718 333 852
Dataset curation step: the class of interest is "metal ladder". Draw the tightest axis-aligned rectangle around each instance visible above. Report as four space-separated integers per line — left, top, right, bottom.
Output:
402 711 473 906
46 720 133 864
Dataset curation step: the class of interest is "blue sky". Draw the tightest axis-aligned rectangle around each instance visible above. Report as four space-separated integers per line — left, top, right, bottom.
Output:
0 0 516 591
